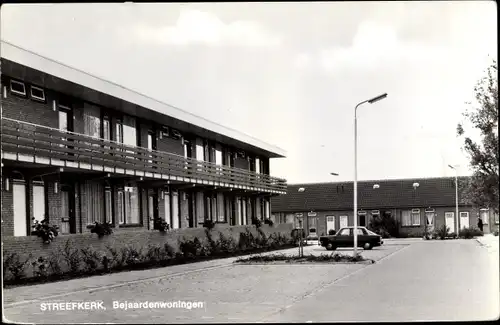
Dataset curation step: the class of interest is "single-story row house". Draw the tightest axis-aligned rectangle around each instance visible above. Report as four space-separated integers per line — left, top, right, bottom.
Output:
270 177 499 238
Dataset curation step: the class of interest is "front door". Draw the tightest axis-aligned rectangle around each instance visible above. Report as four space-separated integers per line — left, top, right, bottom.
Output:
13 182 27 237
309 217 318 238
445 212 455 234
460 212 470 229
148 192 159 230
171 191 180 229
60 185 76 234
425 211 435 234
340 215 348 228
326 216 335 233
32 183 46 226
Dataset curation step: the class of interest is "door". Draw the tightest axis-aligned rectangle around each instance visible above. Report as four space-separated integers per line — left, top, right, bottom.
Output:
460 212 470 230
171 191 179 229
60 186 76 234
183 139 192 171
309 217 318 238
58 108 73 152
13 182 27 237
359 214 366 227
236 197 242 225
337 227 352 247
148 193 159 230
340 215 348 228
32 183 46 224
354 228 367 247
187 192 194 228
164 191 171 227
425 211 435 233
445 212 455 233
147 132 156 165
326 216 335 233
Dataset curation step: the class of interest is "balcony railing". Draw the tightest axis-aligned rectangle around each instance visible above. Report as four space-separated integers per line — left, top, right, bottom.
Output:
0 118 287 193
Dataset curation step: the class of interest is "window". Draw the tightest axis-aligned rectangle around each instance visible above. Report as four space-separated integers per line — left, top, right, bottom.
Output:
401 210 411 226
10 79 26 96
103 117 110 141
30 86 45 102
354 228 364 236
124 186 140 224
480 209 489 225
117 190 125 224
411 209 421 226
339 228 351 236
339 215 348 228
104 187 113 224
83 181 104 224
116 120 123 143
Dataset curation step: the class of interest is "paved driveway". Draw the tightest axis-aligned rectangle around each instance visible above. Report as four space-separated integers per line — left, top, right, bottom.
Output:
4 239 498 323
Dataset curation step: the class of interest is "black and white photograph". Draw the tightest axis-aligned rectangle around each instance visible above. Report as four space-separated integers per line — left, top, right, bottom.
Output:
1 1 498 323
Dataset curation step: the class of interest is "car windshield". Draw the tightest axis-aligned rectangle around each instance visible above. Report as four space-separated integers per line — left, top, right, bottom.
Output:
365 229 379 236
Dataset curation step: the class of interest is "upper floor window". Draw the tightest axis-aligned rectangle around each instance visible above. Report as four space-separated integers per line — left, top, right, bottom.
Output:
30 86 46 102
10 79 26 96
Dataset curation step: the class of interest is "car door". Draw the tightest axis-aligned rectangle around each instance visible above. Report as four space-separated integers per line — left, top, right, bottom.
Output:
355 228 367 247
336 228 352 247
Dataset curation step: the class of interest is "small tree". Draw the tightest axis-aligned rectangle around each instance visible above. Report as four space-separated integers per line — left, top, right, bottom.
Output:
457 59 499 214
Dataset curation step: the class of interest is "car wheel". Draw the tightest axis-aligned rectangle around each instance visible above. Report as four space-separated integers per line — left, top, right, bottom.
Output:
326 243 336 251
363 242 372 250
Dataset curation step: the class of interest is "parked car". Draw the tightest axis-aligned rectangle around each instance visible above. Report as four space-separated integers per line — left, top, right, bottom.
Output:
319 227 383 251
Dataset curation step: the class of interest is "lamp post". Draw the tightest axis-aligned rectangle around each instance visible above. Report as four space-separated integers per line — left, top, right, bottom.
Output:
448 165 460 236
297 187 305 257
354 93 387 256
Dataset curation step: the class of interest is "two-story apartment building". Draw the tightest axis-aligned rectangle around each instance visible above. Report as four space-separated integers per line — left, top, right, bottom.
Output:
0 41 287 238
271 177 499 238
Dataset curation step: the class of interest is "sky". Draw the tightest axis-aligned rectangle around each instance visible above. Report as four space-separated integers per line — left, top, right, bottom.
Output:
1 1 497 183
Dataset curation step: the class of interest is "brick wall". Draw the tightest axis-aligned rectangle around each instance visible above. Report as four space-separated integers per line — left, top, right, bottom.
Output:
1 181 14 237
2 223 293 279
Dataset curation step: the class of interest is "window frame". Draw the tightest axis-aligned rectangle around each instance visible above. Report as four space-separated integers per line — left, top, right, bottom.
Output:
10 79 27 96
30 85 46 102
479 208 489 225
411 209 421 226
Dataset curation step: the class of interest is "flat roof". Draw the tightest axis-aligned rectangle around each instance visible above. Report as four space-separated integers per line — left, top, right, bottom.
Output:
1 40 287 158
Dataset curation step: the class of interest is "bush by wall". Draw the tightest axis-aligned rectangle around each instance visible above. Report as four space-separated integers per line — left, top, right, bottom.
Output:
2 224 293 286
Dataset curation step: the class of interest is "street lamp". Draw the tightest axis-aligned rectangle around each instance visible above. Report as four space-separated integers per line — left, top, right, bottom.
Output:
354 93 388 256
448 165 460 236
330 172 339 176
297 187 306 257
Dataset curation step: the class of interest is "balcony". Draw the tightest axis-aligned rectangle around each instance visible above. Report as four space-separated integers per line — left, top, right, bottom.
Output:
1 118 287 194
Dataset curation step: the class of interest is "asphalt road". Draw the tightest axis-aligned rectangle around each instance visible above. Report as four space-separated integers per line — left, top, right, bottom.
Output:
3 239 498 323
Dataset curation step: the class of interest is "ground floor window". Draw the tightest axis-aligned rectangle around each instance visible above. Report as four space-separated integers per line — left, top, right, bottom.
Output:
401 210 420 226
118 185 140 225
83 181 104 224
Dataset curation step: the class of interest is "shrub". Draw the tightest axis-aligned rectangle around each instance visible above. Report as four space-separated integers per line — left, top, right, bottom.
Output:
89 221 113 238
202 219 215 230
121 246 144 266
154 218 170 232
62 240 81 273
238 229 257 251
145 244 170 263
369 212 399 238
106 245 123 269
433 225 450 240
32 218 59 244
163 243 176 258
217 232 237 254
179 237 203 258
256 228 268 247
263 218 274 227
4 253 32 281
459 227 483 239
31 256 50 278
48 251 63 275
328 229 336 236
80 247 102 273
252 217 262 228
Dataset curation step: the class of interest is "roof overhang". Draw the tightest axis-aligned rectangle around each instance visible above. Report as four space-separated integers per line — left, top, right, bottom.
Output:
1 40 287 158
